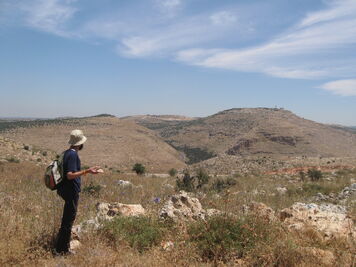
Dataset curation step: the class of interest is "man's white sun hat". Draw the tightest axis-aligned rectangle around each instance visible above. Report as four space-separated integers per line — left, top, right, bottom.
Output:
68 129 87 146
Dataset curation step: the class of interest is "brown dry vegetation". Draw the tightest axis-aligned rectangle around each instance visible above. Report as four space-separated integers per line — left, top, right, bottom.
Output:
0 160 355 266
1 116 186 172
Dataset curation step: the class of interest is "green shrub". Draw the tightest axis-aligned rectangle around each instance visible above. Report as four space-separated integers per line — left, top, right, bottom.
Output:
176 169 210 192
307 169 322 181
168 168 177 177
101 216 164 252
132 163 145 175
188 215 272 262
211 177 237 192
196 168 210 189
176 170 195 192
82 182 102 197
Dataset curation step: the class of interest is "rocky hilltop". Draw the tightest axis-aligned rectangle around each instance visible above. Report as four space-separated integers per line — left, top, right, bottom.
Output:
137 108 356 164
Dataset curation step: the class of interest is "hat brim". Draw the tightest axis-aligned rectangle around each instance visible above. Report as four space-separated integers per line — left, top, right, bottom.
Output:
68 135 87 146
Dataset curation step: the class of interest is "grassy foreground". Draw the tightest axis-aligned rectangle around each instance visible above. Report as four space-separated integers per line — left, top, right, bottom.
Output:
0 161 354 266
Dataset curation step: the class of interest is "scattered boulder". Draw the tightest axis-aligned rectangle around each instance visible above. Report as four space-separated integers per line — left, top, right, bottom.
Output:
117 180 133 187
96 202 146 220
338 183 356 200
280 202 355 240
72 202 146 237
276 187 288 195
161 241 174 251
69 240 81 251
160 191 205 221
312 183 356 203
243 202 276 222
159 191 221 221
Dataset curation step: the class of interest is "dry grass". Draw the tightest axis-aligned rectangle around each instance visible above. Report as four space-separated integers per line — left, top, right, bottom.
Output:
0 161 354 266
1 116 186 172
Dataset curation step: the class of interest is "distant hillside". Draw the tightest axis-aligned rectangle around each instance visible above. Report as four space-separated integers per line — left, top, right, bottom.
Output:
1 116 186 172
331 125 356 134
121 115 195 131
135 108 356 164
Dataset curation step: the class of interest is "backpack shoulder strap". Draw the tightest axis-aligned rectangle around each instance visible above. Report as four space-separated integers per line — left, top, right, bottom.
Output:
57 151 66 178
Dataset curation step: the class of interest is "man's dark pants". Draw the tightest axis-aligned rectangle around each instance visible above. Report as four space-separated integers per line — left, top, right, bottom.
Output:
55 190 79 253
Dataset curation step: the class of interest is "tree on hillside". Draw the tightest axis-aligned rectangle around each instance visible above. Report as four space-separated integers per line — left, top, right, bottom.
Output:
132 163 145 175
169 168 177 177
307 168 322 181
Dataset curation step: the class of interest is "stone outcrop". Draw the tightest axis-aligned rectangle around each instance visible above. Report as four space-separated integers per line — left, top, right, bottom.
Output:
279 202 355 240
72 202 146 237
96 202 145 220
159 191 221 221
243 202 276 222
312 183 356 203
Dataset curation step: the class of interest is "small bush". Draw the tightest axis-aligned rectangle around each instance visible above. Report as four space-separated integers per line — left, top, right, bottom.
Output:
211 177 237 192
196 168 210 189
176 169 210 192
41 151 47 157
307 169 322 181
101 216 164 252
132 163 145 175
23 145 30 151
168 168 177 177
82 182 102 197
176 170 195 192
188 215 272 262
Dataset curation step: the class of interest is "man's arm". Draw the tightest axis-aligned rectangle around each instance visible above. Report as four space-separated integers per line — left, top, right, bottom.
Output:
67 166 101 180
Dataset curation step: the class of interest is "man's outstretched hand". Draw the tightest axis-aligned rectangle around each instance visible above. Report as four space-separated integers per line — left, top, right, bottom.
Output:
88 166 104 174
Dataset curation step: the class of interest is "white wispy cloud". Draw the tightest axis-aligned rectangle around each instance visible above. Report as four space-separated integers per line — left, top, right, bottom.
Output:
158 0 181 9
319 79 356 96
210 11 236 26
3 0 355 84
116 12 240 57
19 0 77 37
177 0 356 79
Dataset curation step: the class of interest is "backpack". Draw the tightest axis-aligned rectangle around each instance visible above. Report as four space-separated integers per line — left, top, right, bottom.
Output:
44 152 65 190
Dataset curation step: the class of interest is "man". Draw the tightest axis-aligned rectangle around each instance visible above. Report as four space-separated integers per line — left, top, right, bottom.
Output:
55 129 101 255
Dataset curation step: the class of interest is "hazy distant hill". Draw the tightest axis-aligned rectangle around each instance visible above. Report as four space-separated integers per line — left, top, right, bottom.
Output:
0 115 186 172
331 125 356 134
134 108 356 164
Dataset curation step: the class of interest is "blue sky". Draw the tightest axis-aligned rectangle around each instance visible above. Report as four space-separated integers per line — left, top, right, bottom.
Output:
0 0 355 125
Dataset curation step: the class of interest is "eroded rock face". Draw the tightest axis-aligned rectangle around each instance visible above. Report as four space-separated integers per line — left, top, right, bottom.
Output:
159 191 221 221
280 203 355 240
